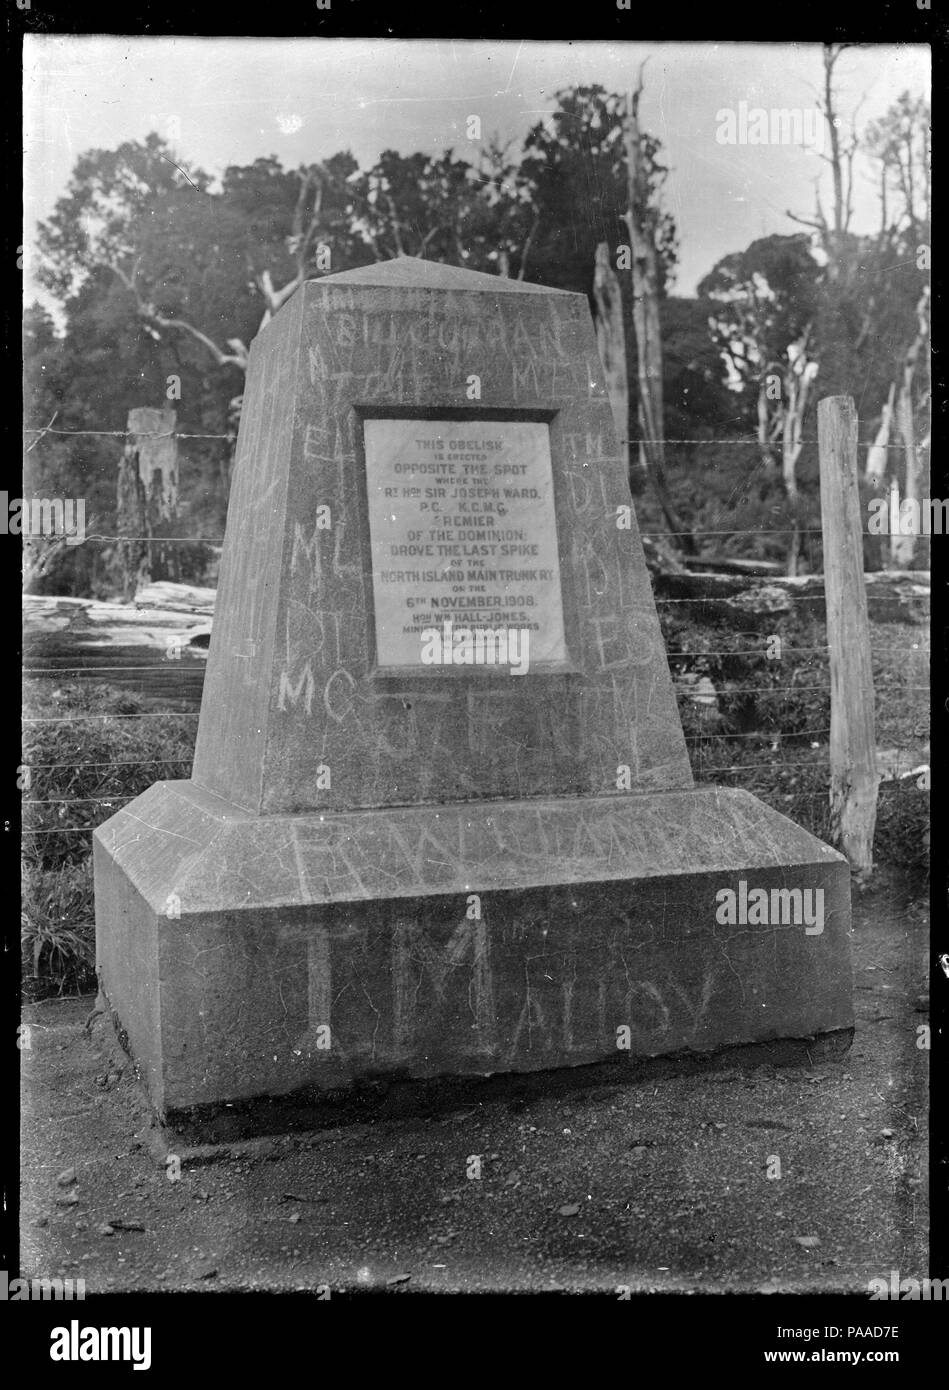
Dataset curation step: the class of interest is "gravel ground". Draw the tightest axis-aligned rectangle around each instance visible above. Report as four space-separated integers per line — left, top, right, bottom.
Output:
20 873 928 1295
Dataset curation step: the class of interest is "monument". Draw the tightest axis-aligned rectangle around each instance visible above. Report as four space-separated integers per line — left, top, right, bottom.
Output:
94 257 853 1118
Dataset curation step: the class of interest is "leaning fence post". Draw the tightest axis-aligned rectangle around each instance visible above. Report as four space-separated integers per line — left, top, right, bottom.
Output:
818 394 879 873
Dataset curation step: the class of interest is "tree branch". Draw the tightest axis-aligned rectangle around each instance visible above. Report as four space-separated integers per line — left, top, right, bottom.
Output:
107 259 248 370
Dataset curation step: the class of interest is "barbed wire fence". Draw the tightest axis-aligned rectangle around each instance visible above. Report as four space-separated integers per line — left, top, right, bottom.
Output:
22 399 931 868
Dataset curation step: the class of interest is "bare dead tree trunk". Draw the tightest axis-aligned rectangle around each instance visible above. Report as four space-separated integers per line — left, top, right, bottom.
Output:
865 382 896 485
887 477 902 569
757 378 779 476
890 286 929 568
891 388 919 569
823 46 845 274
593 242 630 480
784 414 802 579
780 334 818 575
623 69 692 552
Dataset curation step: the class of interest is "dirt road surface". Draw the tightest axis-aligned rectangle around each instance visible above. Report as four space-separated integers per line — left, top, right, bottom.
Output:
20 875 927 1295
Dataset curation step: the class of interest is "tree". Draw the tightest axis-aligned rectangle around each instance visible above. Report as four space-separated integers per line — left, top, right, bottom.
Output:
37 134 210 303
699 234 822 572
23 304 78 592
661 296 753 445
349 145 532 276
861 93 931 565
782 51 931 569
34 139 379 556
520 84 684 539
38 136 368 388
622 64 687 545
32 135 536 595
355 149 473 263
520 84 677 297
473 137 541 280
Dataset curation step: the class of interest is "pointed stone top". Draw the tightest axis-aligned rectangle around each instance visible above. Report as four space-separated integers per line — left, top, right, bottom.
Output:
309 255 575 295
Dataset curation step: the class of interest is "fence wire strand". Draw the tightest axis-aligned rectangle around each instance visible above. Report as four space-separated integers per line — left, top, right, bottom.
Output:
21 410 930 857
23 424 927 451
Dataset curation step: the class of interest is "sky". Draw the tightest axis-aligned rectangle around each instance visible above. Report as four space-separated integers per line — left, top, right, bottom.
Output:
23 37 930 308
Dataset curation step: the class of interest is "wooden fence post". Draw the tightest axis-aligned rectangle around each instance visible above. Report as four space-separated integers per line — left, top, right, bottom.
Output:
818 394 879 873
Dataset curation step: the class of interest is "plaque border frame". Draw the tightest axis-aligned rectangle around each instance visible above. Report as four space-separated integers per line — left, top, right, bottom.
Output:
351 405 582 681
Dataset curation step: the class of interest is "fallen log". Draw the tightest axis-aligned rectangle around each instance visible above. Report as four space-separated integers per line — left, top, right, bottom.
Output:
23 569 929 677
651 569 930 627
24 585 212 708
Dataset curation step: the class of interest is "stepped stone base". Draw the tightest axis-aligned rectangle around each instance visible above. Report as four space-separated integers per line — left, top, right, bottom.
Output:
94 780 853 1117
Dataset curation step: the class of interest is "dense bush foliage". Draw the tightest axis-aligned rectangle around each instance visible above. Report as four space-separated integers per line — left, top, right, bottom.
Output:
22 683 197 996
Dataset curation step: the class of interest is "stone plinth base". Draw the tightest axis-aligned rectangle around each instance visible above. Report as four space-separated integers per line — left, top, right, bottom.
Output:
94 781 853 1117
